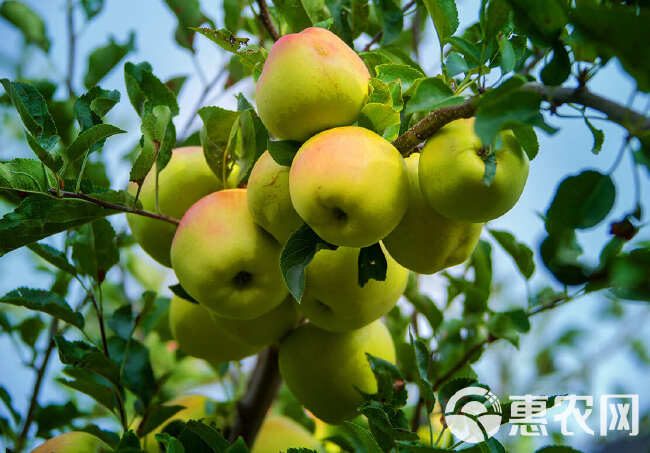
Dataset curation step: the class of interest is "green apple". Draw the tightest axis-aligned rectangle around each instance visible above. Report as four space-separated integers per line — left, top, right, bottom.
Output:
279 320 396 424
170 189 287 319
127 146 221 267
143 394 216 452
32 431 111 453
247 150 303 243
418 118 529 222
210 296 299 347
255 27 370 141
290 126 408 247
300 245 408 332
383 153 483 274
252 415 324 453
169 295 260 364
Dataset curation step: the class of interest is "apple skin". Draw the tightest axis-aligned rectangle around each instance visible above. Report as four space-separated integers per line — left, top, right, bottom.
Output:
210 296 299 347
290 126 408 247
299 245 408 332
251 415 324 453
170 189 287 319
32 431 111 453
418 118 529 223
247 151 303 243
127 146 221 267
383 153 483 274
279 320 396 424
169 295 261 364
255 27 370 141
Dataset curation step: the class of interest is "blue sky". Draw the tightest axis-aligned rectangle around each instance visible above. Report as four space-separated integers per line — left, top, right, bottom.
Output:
0 0 648 450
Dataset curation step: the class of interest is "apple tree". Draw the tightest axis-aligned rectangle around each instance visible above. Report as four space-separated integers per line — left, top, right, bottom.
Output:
0 0 648 452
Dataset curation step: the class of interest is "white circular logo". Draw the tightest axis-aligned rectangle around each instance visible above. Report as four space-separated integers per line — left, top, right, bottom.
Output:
444 386 502 443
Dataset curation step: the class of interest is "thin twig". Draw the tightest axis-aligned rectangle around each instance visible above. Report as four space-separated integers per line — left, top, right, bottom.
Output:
47 189 180 225
256 0 280 41
362 0 417 52
432 337 494 391
178 67 227 142
65 0 76 97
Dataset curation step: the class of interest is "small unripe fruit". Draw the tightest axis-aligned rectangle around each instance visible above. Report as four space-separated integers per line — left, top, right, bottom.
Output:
384 153 483 274
255 27 370 141
127 147 221 267
279 320 396 424
247 150 303 243
32 431 111 453
170 189 287 319
290 126 408 247
419 118 529 222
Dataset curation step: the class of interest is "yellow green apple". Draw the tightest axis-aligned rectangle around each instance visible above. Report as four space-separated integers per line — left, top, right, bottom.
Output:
418 118 529 222
127 146 221 267
279 320 396 424
251 415 324 453
290 126 408 247
210 296 299 348
299 245 408 332
383 153 483 274
32 431 111 453
169 295 260 364
247 150 303 243
170 189 287 319
255 27 370 141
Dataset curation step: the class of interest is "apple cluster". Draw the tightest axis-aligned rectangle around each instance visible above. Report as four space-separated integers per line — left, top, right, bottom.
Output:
125 27 529 427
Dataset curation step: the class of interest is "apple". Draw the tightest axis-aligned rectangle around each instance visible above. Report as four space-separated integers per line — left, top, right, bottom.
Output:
169 295 261 364
247 151 303 243
255 27 370 141
32 431 111 453
418 118 529 222
416 403 454 448
127 146 221 267
252 415 324 453
383 153 483 274
290 126 408 247
300 245 408 332
210 296 299 347
279 320 396 424
143 394 216 452
170 189 287 319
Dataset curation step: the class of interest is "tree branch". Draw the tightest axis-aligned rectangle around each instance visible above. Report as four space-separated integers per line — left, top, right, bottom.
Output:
65 0 76 97
47 189 180 225
256 0 280 42
178 67 227 142
228 346 282 445
392 82 650 155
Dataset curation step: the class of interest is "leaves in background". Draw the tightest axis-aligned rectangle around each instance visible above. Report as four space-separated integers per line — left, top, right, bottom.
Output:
375 64 425 93
275 0 330 33
137 404 186 437
464 240 492 314
0 288 84 329
268 140 301 167
198 106 240 185
58 367 118 414
423 0 459 50
540 229 590 286
75 87 121 131
488 229 535 279
583 117 604 155
375 0 403 46
404 77 464 115
68 218 119 283
511 124 539 160
192 28 267 79
540 44 571 87
506 0 567 46
27 242 78 275
0 1 50 51
84 32 136 88
487 309 530 347
0 158 58 194
107 336 156 404
33 401 82 438
81 0 104 20
124 61 179 118
163 0 214 52
55 336 122 387
280 224 337 301
358 243 387 287
64 124 126 164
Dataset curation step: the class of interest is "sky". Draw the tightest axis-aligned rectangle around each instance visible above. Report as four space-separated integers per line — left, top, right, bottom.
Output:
0 0 648 451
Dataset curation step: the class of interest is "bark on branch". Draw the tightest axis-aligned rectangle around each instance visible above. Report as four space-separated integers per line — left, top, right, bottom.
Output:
256 0 280 42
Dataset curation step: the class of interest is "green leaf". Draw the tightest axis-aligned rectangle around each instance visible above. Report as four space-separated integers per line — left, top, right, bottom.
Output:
192 28 267 79
465 240 492 314
584 117 604 155
404 276 443 331
137 404 186 437
163 0 214 52
484 0 511 42
275 0 329 32
124 62 179 117
58 367 118 413
68 218 119 282
510 124 538 160
28 242 77 275
83 32 136 88
368 78 392 105
33 401 82 438
405 78 464 115
74 87 121 131
540 44 571 87
488 229 535 279
375 64 425 93
358 243 387 287
77 425 120 449
0 1 50 51
446 52 469 77
183 420 230 451
108 336 156 404
0 158 57 194
108 305 134 340
506 0 567 46
423 0 459 48
116 431 142 452
546 170 616 231
611 248 650 301
498 34 515 73
198 106 240 184
448 36 481 65
0 288 84 329
81 0 103 19
280 223 337 301
411 335 435 412
268 140 301 167
571 3 650 92
0 385 20 424
487 309 530 347
343 422 383 453
535 447 583 453
64 124 125 163
17 316 45 348
156 433 186 453
376 0 403 46
169 284 199 304
358 103 401 141
540 229 590 286
236 107 268 184
55 336 122 387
